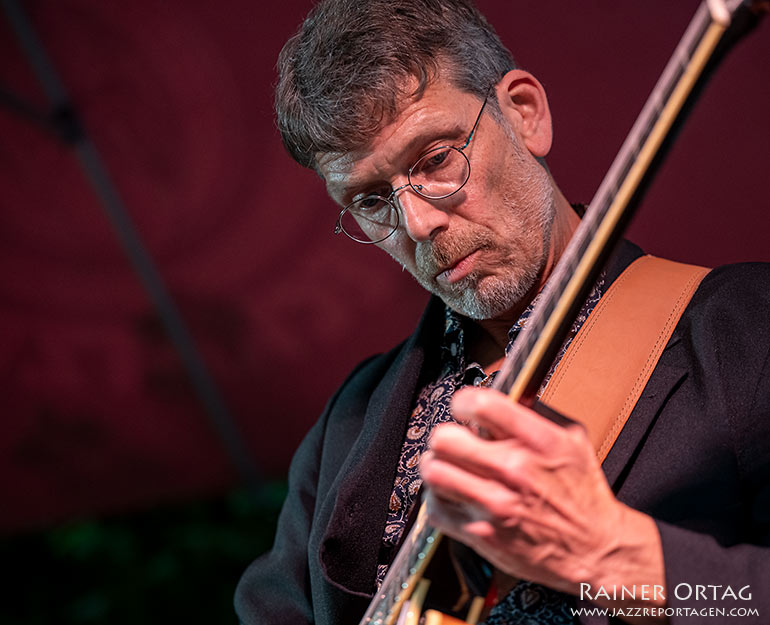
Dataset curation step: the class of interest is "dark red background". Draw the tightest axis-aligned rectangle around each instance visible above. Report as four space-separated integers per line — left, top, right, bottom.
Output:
1 0 768 532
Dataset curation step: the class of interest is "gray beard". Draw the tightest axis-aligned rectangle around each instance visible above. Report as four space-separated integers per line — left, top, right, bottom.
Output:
426 181 555 320
448 205 553 320
451 262 542 320
395 190 555 320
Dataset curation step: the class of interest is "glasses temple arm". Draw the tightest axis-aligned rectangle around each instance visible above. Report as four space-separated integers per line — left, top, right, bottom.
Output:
459 87 493 151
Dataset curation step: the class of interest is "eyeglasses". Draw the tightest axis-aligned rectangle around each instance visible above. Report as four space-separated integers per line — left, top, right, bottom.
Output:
334 89 492 244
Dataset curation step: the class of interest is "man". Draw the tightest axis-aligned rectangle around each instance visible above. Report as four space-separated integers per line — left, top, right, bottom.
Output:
236 1 770 623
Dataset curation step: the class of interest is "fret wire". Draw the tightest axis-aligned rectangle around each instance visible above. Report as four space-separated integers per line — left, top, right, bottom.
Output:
361 516 439 624
494 2 722 400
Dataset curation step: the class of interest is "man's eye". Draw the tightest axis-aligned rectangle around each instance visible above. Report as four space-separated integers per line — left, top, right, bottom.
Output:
413 147 451 175
350 196 391 221
358 196 383 210
427 150 450 167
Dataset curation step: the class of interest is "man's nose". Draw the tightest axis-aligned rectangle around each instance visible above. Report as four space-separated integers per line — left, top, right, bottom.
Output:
395 188 450 242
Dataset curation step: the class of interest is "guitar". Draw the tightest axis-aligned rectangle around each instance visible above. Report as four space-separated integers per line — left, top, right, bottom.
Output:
358 2 767 624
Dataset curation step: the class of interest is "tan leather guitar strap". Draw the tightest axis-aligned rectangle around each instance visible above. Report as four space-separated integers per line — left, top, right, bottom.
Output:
539 255 711 462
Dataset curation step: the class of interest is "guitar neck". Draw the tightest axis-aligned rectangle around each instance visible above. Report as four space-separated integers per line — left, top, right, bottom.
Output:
493 0 751 403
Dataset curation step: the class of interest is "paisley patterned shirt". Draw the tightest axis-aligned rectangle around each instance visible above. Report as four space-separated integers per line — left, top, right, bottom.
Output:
375 274 606 622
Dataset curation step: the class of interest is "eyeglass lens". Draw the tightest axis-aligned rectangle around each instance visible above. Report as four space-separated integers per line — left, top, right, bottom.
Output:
338 196 400 243
339 147 470 243
409 146 470 199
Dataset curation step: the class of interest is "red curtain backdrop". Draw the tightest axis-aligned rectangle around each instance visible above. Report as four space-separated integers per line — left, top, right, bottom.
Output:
1 0 768 532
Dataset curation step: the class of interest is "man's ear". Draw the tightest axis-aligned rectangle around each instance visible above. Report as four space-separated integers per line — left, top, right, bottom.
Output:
495 69 553 157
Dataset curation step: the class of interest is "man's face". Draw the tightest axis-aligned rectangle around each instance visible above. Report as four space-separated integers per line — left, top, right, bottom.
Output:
318 79 555 321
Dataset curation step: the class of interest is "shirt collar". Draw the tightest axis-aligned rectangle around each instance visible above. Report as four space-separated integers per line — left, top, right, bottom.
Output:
439 271 605 382
439 295 541 379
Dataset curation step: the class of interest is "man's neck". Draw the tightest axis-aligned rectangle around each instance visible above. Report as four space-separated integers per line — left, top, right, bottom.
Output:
467 189 580 373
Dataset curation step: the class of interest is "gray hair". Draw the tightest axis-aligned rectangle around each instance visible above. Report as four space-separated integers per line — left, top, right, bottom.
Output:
275 0 516 170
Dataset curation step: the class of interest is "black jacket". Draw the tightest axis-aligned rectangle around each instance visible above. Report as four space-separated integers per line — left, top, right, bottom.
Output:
236 242 770 624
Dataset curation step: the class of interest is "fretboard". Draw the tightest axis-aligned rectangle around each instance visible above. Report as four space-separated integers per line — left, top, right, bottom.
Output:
494 0 745 402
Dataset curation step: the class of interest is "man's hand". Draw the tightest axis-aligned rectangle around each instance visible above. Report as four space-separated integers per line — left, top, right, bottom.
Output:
419 386 666 617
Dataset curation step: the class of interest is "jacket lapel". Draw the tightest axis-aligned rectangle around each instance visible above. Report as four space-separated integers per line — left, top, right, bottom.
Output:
318 297 444 596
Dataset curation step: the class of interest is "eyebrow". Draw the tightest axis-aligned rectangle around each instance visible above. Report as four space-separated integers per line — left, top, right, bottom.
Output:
340 122 467 198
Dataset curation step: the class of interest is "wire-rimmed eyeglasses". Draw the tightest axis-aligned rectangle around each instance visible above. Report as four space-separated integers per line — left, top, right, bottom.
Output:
334 89 492 244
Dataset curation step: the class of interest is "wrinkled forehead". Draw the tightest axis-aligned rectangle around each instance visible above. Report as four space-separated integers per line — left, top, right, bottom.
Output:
314 80 423 180
317 79 483 201
314 107 410 201
312 68 463 176
315 150 361 196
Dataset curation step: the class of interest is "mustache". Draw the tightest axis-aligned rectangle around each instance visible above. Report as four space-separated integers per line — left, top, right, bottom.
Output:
416 228 492 277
